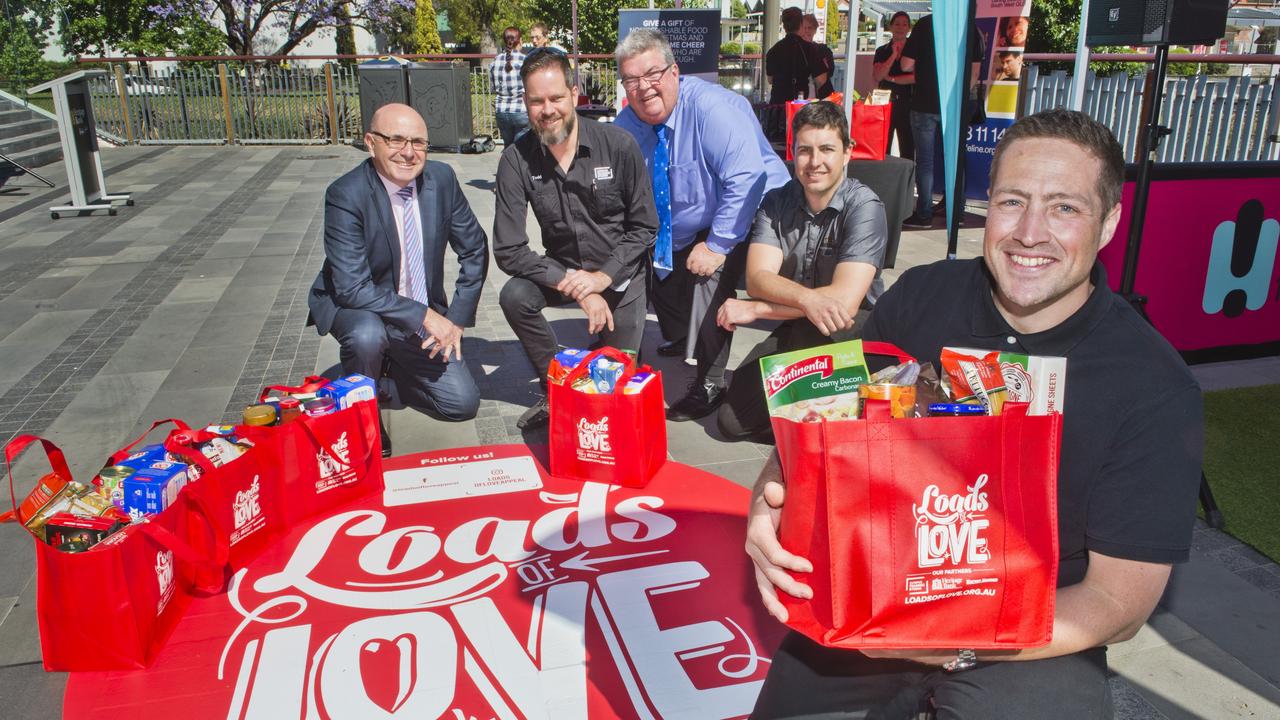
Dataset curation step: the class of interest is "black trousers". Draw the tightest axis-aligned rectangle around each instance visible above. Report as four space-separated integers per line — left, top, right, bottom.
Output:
650 240 748 388
890 98 914 160
717 319 855 440
328 308 480 421
498 274 647 383
752 632 1114 720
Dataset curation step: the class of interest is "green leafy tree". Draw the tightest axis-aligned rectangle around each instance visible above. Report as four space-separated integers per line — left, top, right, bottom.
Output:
1029 0 1145 76
60 0 228 56
335 3 357 61
413 0 444 54
441 0 528 53
527 0 708 55
0 17 45 92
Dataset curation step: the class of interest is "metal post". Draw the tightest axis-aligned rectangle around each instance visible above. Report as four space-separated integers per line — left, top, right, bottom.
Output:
218 63 235 145
113 65 134 144
1069 0 1091 111
842 0 860 120
1120 44 1170 299
325 63 339 144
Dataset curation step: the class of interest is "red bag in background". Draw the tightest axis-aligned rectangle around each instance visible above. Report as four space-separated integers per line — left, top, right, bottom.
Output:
4 435 227 671
785 94 846 161
772 343 1060 649
549 347 666 488
850 101 892 161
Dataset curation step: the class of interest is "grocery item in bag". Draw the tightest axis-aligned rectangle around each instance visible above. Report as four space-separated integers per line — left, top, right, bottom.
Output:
760 340 871 422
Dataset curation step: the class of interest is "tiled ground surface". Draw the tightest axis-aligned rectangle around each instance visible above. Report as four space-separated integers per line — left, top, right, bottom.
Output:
0 145 1276 719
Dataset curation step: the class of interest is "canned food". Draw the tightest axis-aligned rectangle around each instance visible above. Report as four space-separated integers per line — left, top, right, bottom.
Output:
303 397 337 417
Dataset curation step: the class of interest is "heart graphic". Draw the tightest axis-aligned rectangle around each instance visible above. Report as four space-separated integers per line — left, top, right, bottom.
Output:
360 633 417 714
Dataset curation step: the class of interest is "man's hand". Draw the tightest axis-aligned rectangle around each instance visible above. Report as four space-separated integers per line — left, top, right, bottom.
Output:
556 269 612 301
421 310 464 361
745 454 812 622
717 297 761 331
802 290 854 336
686 242 726 277
578 293 615 335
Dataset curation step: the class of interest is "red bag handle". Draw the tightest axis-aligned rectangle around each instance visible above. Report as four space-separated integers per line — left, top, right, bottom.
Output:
107 418 192 466
861 341 917 366
2 434 74 522
562 347 640 387
162 427 227 477
133 489 230 594
259 375 330 402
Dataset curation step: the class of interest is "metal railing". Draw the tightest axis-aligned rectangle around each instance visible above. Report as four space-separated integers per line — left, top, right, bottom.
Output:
1021 60 1280 163
82 57 766 146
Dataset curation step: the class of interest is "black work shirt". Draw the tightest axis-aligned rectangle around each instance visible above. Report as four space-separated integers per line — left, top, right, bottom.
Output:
750 177 887 305
900 15 983 114
873 42 913 103
493 117 657 288
862 258 1204 588
766 34 818 105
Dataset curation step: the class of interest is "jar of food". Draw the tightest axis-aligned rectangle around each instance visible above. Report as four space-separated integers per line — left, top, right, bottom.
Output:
278 397 302 424
243 403 277 426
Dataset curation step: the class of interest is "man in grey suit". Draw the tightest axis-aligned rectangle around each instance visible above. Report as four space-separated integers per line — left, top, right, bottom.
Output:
309 104 488 446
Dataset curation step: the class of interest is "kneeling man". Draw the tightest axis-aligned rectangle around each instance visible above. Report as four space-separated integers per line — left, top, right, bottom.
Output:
308 103 489 448
493 49 658 429
716 101 886 442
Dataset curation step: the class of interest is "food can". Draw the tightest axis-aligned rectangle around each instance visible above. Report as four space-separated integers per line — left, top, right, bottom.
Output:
304 397 337 417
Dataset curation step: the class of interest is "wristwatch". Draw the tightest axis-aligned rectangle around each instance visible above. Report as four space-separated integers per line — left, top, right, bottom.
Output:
943 649 978 672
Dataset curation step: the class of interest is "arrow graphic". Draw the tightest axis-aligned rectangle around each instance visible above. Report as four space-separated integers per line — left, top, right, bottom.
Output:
559 549 669 572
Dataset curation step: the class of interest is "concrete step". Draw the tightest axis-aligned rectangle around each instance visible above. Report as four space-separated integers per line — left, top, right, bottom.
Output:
5 141 62 170
0 117 56 141
0 107 36 124
0 128 60 154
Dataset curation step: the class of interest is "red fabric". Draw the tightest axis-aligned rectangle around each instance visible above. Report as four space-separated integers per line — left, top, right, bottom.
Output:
850 102 892 161
771 344 1060 649
548 348 666 488
4 434 228 671
258 375 330 402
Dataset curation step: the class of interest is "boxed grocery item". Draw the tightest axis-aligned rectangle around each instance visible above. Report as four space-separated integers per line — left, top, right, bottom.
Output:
944 347 1067 415
759 340 871 422
316 374 377 409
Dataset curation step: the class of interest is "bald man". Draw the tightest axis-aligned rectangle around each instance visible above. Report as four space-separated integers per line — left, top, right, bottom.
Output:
308 104 489 452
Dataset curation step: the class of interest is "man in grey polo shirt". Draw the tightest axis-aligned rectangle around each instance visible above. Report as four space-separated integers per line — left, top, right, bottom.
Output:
715 101 887 441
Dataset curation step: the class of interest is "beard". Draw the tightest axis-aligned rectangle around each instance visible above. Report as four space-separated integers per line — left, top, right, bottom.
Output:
535 108 575 146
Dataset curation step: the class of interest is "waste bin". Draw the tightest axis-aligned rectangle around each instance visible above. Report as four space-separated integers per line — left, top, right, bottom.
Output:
358 58 410 135
406 62 474 153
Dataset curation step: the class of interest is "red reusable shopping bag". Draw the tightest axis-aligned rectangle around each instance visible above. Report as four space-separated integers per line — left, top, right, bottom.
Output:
772 343 1060 649
850 101 892 161
4 435 227 671
548 347 666 488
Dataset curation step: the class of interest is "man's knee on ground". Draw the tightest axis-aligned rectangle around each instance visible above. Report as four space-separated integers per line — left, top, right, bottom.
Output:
342 314 390 357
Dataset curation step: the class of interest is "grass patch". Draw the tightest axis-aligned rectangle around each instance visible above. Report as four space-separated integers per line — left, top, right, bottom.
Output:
1202 383 1280 561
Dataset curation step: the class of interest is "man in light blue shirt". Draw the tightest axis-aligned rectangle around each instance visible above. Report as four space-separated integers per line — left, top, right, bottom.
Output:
615 28 791 421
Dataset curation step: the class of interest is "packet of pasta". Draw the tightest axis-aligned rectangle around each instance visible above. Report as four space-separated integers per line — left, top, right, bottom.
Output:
939 348 1007 415
759 340 871 422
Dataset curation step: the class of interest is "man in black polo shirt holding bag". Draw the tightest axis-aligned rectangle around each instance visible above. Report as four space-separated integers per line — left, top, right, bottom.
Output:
746 109 1204 718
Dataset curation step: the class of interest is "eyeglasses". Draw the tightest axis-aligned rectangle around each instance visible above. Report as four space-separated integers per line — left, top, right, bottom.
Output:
369 130 427 152
504 34 519 42
620 63 674 91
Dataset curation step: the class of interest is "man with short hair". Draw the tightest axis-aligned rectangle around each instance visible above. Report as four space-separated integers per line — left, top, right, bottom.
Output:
716 101 886 442
490 26 528 146
493 50 658 430
614 28 791 421
747 109 1204 718
994 50 1024 81
308 104 489 454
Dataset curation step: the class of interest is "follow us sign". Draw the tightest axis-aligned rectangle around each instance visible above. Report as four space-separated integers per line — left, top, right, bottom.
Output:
1099 165 1280 359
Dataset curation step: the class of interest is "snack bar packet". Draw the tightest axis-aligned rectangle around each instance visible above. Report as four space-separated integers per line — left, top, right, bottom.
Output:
939 348 1007 415
759 340 871 422
945 347 1067 415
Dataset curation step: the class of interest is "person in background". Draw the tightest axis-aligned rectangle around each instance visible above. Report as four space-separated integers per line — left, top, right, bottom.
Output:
765 7 820 138
799 13 835 99
994 50 1024 81
490 26 529 146
716 101 886 442
493 50 658 430
528 22 566 54
614 28 791 421
872 11 915 159
999 15 1030 48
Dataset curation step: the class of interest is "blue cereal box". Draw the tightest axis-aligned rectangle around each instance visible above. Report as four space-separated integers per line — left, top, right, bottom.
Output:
317 374 377 409
122 461 188 517
115 443 170 472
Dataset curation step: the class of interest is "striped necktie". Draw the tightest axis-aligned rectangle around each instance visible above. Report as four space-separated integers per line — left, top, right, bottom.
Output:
397 185 430 306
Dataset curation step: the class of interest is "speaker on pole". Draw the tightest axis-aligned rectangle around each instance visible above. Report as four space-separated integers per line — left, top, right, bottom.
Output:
1085 0 1230 47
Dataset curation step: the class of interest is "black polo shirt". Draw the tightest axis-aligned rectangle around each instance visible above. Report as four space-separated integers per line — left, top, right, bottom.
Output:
493 117 658 288
900 15 983 115
862 258 1204 587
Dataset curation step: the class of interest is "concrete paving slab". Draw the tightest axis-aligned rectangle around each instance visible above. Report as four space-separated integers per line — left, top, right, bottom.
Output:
691 457 768 491
0 526 35 599
1111 637 1280 720
0 574 41 666
161 343 252 391
0 310 95 393
161 274 238 305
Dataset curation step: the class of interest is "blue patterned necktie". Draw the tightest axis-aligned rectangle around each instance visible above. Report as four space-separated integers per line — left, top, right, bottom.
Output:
397 185 430 308
651 124 674 279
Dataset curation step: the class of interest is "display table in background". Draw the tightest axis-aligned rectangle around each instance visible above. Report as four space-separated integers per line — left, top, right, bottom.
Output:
848 156 915 269
64 445 783 720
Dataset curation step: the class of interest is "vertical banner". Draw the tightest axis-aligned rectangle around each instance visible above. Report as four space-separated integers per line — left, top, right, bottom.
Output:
967 0 1032 199
618 9 722 84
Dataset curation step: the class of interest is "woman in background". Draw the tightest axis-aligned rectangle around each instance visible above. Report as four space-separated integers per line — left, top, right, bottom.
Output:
872 12 915 159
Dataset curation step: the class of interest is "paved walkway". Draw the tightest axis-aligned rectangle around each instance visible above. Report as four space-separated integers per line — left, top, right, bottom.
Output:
0 146 1276 719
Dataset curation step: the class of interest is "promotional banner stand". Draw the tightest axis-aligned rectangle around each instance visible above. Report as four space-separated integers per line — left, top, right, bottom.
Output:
28 71 133 219
1113 43 1225 530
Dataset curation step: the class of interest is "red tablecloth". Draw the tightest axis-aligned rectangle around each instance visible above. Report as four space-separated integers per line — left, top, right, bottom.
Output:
64 444 783 719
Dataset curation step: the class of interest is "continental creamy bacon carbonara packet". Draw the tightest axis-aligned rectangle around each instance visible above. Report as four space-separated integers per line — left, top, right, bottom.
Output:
759 341 871 422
